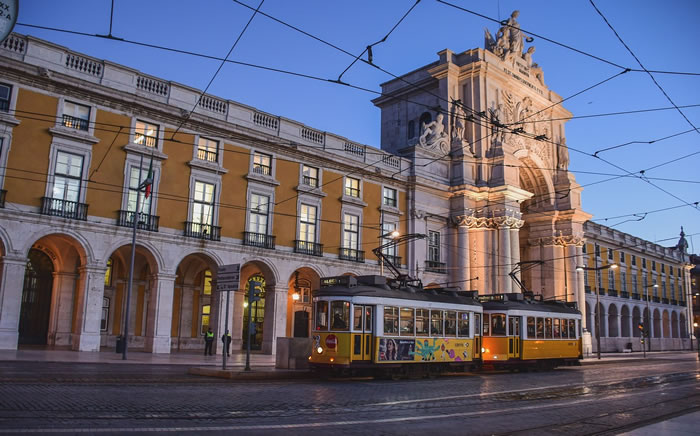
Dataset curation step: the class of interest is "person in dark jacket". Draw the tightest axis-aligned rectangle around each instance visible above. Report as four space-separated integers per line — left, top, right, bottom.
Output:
204 328 214 356
222 330 232 356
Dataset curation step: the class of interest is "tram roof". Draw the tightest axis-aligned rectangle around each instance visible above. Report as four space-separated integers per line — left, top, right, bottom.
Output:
314 275 481 307
480 293 580 315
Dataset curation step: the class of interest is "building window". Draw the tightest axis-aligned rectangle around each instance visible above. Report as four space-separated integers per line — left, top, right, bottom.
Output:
104 258 113 287
127 166 152 215
642 258 647 269
621 271 627 293
670 282 675 300
620 252 625 264
595 244 600 258
381 222 398 259
652 280 658 297
662 281 667 298
632 274 638 294
345 177 360 198
52 151 83 204
100 297 110 332
253 152 272 175
134 120 159 148
299 204 317 243
248 193 269 235
197 137 219 162
661 264 665 274
200 304 210 335
583 269 589 287
0 83 11 112
652 261 656 271
343 213 359 250
582 244 587 254
383 187 397 207
631 255 636 266
203 270 212 295
596 269 602 290
642 275 648 291
302 165 318 187
608 248 614 260
608 270 615 291
428 231 440 262
62 101 90 131
192 181 215 226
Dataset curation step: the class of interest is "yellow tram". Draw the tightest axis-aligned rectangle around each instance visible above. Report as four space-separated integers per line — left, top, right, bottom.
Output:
480 293 583 370
309 275 483 378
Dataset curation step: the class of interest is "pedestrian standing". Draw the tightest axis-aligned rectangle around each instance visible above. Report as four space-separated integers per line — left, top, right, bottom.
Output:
204 327 214 356
222 330 232 356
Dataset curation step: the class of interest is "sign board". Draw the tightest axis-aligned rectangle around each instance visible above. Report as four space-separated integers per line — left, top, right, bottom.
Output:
216 263 240 292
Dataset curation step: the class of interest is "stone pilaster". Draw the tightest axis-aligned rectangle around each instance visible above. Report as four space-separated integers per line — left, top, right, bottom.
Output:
48 272 78 346
262 286 288 355
144 272 176 354
71 264 107 352
0 255 27 350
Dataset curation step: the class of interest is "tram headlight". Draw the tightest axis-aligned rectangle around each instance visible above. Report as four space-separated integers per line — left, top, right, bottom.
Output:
317 346 323 354
481 347 485 353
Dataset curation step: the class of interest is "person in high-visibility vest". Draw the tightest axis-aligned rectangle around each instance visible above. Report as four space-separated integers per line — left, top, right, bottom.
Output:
222 330 232 357
204 328 214 356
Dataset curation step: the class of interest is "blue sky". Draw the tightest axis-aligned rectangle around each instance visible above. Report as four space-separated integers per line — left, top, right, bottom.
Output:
15 0 700 251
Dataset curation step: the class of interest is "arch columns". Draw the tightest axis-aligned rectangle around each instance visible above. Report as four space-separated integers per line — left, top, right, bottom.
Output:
48 271 78 346
144 272 176 354
71 264 108 352
262 286 288 355
0 255 27 350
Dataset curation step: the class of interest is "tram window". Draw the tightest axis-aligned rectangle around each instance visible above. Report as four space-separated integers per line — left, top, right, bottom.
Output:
536 318 544 339
553 319 561 338
445 311 457 336
400 307 415 335
365 307 373 333
315 301 328 331
491 313 506 336
561 319 569 339
384 306 398 334
527 317 536 338
569 319 577 338
353 306 363 330
483 314 490 336
545 318 553 339
330 301 350 330
458 312 470 337
431 310 443 336
474 313 481 335
416 309 429 336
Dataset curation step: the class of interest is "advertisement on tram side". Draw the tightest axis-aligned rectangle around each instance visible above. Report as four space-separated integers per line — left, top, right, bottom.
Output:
378 338 472 362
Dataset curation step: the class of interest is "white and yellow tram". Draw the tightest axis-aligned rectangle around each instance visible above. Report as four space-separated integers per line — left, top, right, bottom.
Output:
480 293 583 370
309 275 483 377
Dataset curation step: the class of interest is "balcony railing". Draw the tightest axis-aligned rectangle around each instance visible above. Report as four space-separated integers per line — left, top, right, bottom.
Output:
382 255 402 267
679 301 686 307
62 114 89 131
197 149 218 162
671 299 677 305
339 248 365 263
40 197 88 220
585 285 591 294
631 293 641 300
344 187 360 197
652 296 661 303
0 189 5 208
620 291 629 299
134 133 157 148
252 164 271 176
662 298 670 304
607 289 618 297
184 221 221 241
425 260 447 274
302 176 318 187
117 210 160 232
243 231 276 249
294 240 323 257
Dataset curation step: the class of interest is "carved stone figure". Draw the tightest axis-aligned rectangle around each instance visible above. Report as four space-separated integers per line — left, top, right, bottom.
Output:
505 10 523 60
419 113 447 147
523 46 535 67
450 100 465 141
557 138 570 170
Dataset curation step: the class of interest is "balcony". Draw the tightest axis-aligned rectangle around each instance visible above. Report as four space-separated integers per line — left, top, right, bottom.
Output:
679 301 687 307
117 210 160 232
585 286 591 294
294 240 323 257
184 222 221 241
252 164 271 176
425 260 447 274
671 299 678 305
631 293 641 300
62 114 89 131
652 296 661 303
134 133 157 148
41 197 88 220
662 298 670 305
302 176 318 188
196 149 218 163
243 231 276 249
620 291 629 299
0 189 5 208
607 289 618 297
339 248 364 263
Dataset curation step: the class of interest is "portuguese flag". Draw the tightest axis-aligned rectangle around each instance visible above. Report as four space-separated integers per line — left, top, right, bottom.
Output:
140 154 154 199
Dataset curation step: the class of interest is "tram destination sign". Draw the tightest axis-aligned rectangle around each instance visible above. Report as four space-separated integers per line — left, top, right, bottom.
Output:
216 264 240 292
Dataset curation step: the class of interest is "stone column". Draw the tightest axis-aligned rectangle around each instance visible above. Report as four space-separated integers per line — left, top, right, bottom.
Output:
232 290 245 350
144 272 176 354
48 272 78 346
574 245 587 328
0 255 27 350
566 245 579 304
498 224 512 293
262 286 288 355
509 227 521 289
456 225 470 289
71 264 107 352
214 286 234 355
472 227 489 294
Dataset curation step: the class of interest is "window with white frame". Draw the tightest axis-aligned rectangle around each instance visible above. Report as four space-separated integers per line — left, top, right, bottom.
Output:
642 258 647 269
383 187 397 207
302 165 318 187
127 166 152 215
583 269 589 287
345 177 360 198
662 281 667 298
632 274 638 294
253 152 272 175
52 151 83 204
100 297 110 332
134 120 159 148
299 204 317 243
62 101 90 131
621 271 627 293
428 230 440 263
620 252 625 264
595 244 600 257
381 222 398 259
342 213 359 250
652 279 658 297
631 255 637 266
608 248 614 260
608 269 615 291
197 137 219 163
200 304 211 335
0 83 11 112
642 275 648 292
248 193 269 235
192 181 215 226
670 282 675 300
596 269 602 290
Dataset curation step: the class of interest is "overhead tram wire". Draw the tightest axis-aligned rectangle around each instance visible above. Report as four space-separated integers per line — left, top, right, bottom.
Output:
593 128 697 156
170 0 265 140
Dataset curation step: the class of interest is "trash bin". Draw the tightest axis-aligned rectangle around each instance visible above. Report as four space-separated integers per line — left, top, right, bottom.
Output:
116 335 125 354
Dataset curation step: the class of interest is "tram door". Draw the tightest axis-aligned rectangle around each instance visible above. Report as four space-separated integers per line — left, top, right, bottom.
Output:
508 316 522 359
352 305 374 361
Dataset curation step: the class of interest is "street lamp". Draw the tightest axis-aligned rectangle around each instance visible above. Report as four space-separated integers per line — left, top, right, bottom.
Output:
576 263 618 360
643 283 658 353
378 230 400 276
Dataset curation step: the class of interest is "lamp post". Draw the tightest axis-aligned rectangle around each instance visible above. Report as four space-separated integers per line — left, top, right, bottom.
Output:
378 230 400 276
643 283 658 353
576 263 618 360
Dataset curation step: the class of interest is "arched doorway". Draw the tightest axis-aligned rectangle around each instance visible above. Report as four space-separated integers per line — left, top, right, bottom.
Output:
19 249 54 345
595 302 606 338
287 268 320 338
172 253 217 351
620 305 631 337
243 274 267 350
632 306 641 338
662 310 670 338
671 311 679 338
608 304 618 337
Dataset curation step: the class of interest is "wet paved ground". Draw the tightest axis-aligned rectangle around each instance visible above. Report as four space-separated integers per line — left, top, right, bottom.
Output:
0 352 698 435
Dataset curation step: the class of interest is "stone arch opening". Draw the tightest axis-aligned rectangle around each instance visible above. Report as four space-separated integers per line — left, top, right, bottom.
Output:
680 313 687 338
632 306 641 338
240 260 278 354
286 267 320 339
595 302 606 338
671 311 679 338
662 310 670 338
608 304 619 337
620 305 631 337
653 309 661 338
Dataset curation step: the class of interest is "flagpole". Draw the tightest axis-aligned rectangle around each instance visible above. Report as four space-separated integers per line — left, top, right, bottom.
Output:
123 153 144 360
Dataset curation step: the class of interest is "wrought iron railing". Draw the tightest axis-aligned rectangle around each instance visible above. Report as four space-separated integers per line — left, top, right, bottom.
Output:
662 298 670 305
62 114 89 131
679 300 686 306
302 176 318 187
344 187 360 197
670 299 677 305
117 210 160 232
631 294 641 300
339 248 364 263
620 291 629 299
425 260 447 274
135 133 157 147
243 232 276 249
585 286 591 294
607 289 618 297
184 221 221 241
196 149 218 162
294 240 323 257
252 164 271 176
652 296 661 303
40 197 88 220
